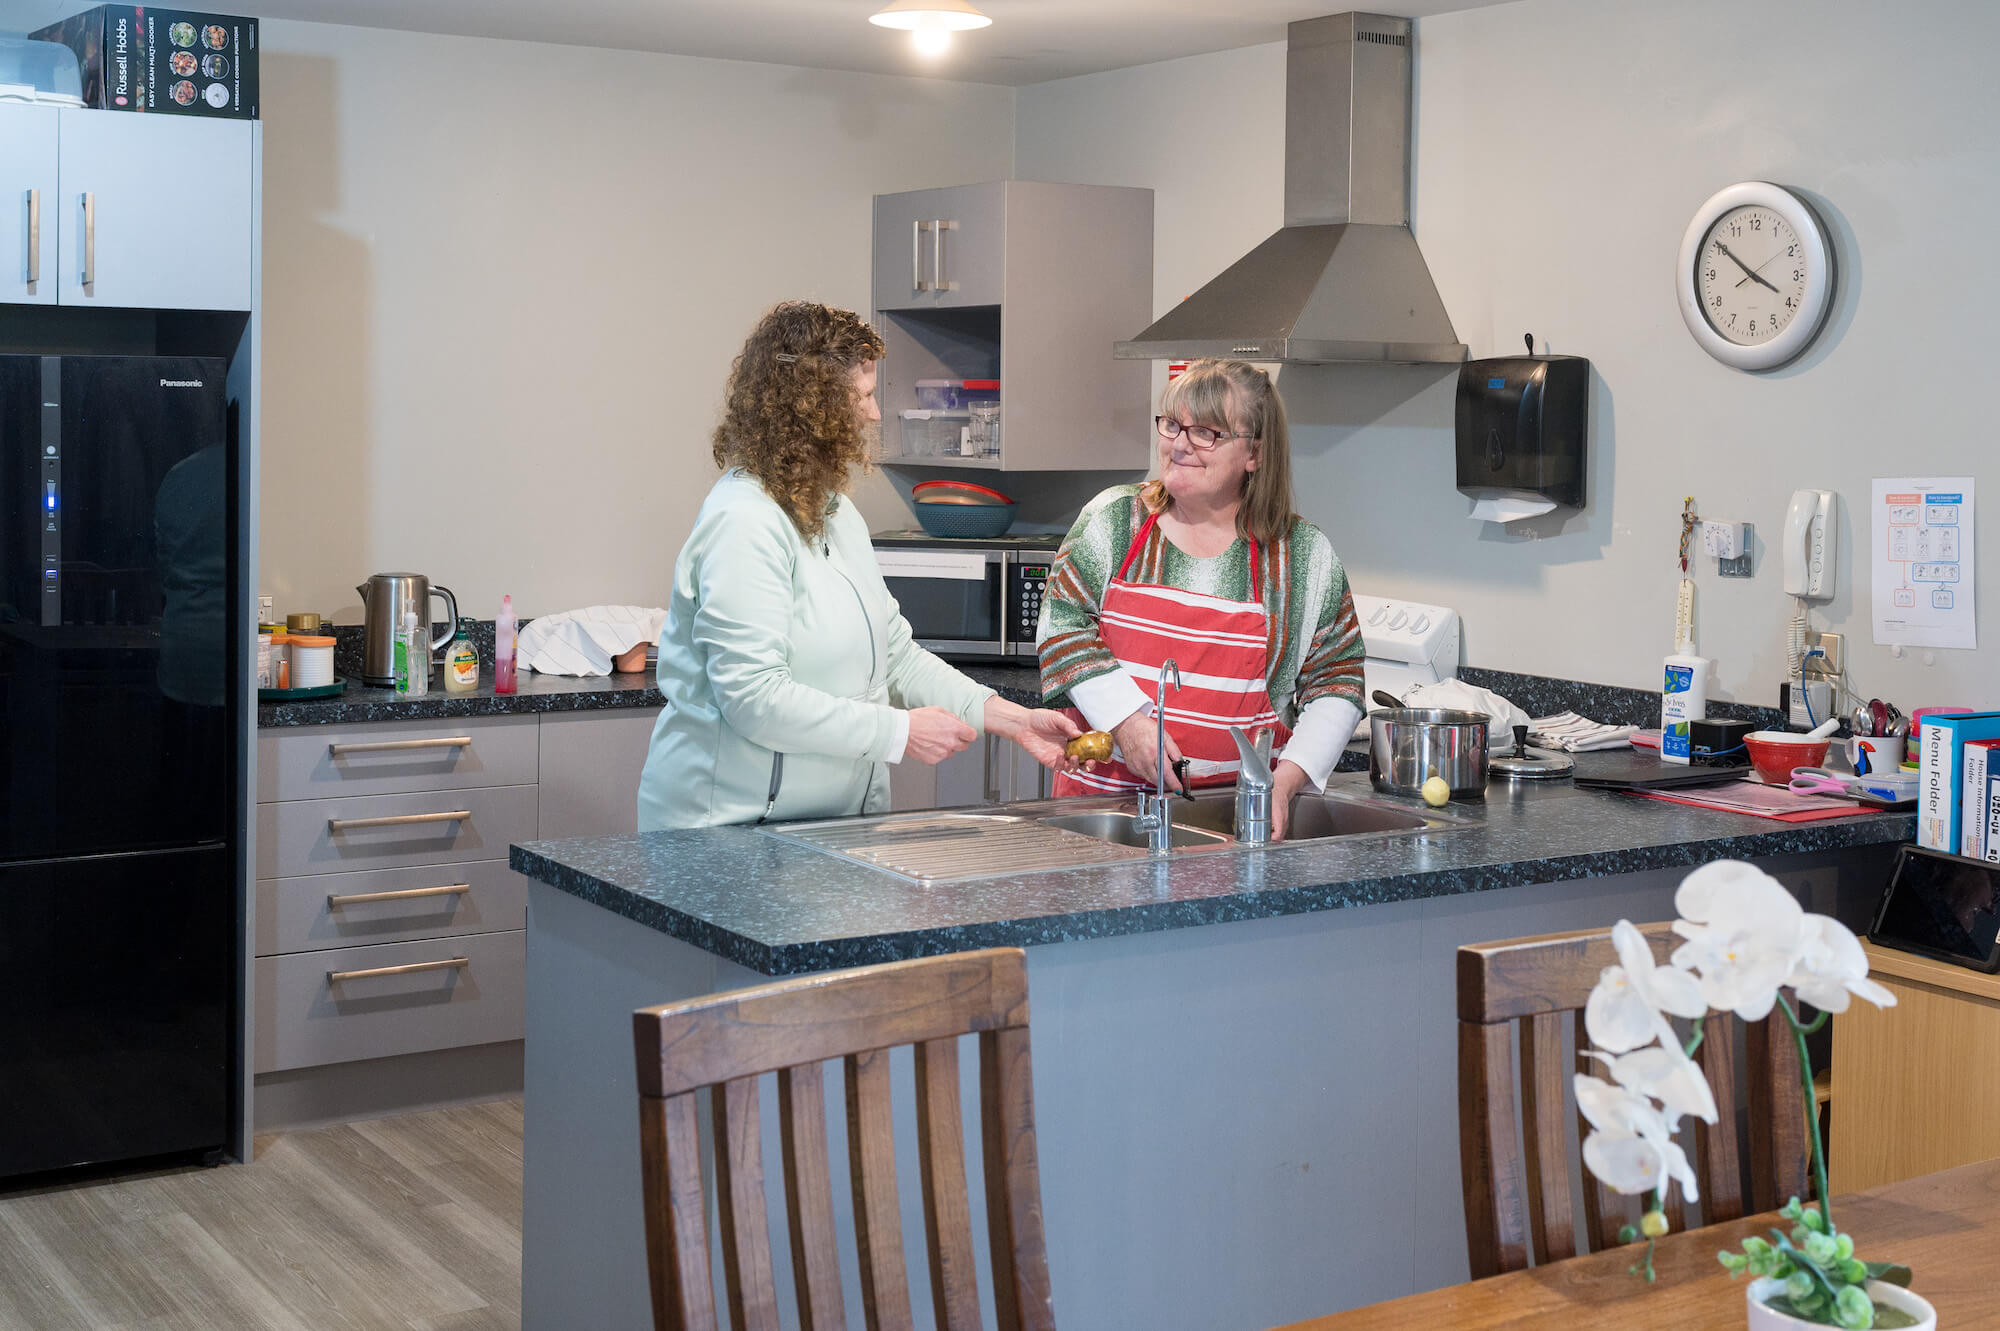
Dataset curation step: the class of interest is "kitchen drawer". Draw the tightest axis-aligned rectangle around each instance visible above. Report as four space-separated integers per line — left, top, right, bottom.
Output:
256 786 539 880
256 859 526 957
257 717 539 803
254 930 524 1074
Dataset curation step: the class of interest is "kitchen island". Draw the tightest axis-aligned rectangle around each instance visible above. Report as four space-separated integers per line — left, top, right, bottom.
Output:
510 761 1911 1331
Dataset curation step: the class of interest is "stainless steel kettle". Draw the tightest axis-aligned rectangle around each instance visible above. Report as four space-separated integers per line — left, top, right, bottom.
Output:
356 574 458 686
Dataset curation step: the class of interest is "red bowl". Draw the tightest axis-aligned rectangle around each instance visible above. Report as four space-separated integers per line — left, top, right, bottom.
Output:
1743 732 1831 785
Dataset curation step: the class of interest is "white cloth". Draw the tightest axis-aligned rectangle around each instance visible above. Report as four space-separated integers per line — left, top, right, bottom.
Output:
1529 711 1641 752
517 605 667 676
1395 680 1532 744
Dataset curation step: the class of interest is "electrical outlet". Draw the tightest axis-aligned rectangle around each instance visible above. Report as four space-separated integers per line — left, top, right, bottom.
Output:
1804 630 1844 679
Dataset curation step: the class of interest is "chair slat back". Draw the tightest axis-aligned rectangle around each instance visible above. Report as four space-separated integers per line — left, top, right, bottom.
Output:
1458 923 1814 1277
633 948 1055 1331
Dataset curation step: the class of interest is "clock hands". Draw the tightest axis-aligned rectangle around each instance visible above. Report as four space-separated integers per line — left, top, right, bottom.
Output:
1734 250 1789 292
1715 240 1783 295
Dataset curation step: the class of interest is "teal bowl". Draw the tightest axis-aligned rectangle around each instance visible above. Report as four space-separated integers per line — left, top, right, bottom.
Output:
913 501 1017 539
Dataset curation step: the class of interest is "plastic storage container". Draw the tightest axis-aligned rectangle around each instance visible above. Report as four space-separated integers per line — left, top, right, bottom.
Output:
898 409 972 459
914 379 1000 411
0 36 85 106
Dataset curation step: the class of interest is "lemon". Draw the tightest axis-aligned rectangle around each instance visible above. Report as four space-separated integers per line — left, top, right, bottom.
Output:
1421 775 1451 807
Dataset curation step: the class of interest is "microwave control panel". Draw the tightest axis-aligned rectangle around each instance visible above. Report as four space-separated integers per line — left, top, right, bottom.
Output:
1009 558 1051 648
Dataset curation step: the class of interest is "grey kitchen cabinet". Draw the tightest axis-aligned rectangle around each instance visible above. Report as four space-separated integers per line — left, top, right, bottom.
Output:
871 180 1154 472
0 105 59 306
57 110 253 310
0 106 253 311
888 733 1052 812
871 183 1005 311
536 711 656 840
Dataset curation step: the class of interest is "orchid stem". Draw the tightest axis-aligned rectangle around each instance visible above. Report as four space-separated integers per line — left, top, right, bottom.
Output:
1776 993 1832 1233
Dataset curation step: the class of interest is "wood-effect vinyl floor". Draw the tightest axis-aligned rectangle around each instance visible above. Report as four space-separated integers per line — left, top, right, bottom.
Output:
0 1099 523 1331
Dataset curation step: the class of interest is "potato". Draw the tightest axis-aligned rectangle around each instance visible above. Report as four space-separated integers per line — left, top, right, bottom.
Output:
1066 730 1114 763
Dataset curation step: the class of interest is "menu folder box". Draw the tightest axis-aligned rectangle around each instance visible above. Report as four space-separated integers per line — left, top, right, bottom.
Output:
1918 712 2000 852
31 6 258 119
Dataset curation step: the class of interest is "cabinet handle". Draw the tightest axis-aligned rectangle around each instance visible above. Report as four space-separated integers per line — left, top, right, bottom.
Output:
327 810 471 833
25 189 39 285
327 956 469 985
79 192 94 287
913 218 932 292
933 218 959 293
327 882 471 908
982 735 1000 803
328 736 473 756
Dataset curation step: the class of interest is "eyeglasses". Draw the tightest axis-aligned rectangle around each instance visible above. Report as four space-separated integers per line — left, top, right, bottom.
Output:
1155 416 1254 451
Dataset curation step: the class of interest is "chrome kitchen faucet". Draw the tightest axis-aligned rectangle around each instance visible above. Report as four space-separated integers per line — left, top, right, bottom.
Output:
1133 658 1182 856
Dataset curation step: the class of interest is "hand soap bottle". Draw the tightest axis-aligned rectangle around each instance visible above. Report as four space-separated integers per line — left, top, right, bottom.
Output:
1660 643 1710 766
444 618 480 694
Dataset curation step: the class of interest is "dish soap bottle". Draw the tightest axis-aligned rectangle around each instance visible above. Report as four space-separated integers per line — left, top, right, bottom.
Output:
398 608 430 696
495 594 518 695
444 617 480 694
393 610 415 695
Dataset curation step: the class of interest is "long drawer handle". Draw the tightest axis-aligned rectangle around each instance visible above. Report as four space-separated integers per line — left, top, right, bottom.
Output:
327 882 471 908
327 810 471 833
328 736 473 756
26 188 39 285
328 956 469 985
80 191 94 287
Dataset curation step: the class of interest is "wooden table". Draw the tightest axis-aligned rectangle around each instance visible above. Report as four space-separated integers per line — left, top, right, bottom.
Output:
1272 1158 2000 1329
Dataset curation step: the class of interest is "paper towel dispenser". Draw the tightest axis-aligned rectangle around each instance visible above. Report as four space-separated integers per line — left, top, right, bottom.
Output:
1455 346 1588 517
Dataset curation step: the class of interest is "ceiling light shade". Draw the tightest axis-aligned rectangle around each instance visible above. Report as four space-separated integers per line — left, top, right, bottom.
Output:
868 0 992 33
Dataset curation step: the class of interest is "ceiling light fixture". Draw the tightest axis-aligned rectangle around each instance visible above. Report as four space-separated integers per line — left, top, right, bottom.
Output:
868 0 991 57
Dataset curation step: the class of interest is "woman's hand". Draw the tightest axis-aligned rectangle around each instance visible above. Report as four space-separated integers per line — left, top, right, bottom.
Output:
905 707 977 765
983 698 1082 773
1270 759 1313 841
1113 709 1185 792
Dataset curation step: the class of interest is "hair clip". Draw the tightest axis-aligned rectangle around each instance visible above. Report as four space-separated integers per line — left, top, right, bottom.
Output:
774 353 798 363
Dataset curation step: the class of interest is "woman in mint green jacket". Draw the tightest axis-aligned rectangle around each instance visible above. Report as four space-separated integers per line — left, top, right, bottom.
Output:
637 303 1079 830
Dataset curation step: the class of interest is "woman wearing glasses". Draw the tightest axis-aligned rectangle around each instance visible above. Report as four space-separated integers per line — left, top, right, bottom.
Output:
1038 358 1366 840
637 301 1080 830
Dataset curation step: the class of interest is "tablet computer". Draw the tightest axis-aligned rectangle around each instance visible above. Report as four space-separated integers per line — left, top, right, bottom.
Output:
1867 844 2000 973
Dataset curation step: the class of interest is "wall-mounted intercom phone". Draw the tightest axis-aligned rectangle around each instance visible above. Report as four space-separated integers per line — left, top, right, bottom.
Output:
1783 488 1837 600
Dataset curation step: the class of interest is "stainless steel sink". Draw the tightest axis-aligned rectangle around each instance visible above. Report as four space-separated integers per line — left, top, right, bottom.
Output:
1170 791 1438 840
1038 811 1232 850
762 786 1471 884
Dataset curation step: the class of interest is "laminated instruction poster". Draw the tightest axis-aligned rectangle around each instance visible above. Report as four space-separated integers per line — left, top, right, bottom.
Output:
1872 477 1976 649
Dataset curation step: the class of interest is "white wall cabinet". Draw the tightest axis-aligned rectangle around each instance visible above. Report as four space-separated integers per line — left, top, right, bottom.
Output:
0 105 253 311
0 105 60 306
871 180 1154 472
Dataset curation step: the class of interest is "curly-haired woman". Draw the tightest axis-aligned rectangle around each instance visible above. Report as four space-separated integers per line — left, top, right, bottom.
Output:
638 302 1081 830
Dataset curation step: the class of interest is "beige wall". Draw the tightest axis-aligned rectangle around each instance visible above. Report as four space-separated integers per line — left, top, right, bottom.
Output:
1018 0 2000 711
256 19 1013 622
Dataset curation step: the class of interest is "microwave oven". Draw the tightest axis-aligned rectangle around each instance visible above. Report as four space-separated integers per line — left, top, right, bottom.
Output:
870 531 1062 660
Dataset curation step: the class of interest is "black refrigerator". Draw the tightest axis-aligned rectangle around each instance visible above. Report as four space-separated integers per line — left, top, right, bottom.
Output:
0 355 237 1182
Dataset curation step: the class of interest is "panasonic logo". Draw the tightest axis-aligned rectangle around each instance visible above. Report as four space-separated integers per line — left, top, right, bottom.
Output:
160 379 205 388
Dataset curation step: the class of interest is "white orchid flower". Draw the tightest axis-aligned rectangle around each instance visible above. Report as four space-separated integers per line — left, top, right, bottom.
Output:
1670 862 1807 1021
1586 1044 1719 1132
1585 920 1708 1053
1787 914 1898 1014
1575 1074 1702 1200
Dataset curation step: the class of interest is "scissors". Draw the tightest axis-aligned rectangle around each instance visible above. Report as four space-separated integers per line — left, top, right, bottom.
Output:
1788 766 1864 798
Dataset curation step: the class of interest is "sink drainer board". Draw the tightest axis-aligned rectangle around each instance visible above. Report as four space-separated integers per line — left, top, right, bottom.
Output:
764 813 1161 885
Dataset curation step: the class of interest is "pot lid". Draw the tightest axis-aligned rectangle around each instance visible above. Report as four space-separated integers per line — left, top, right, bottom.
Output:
1489 746 1574 780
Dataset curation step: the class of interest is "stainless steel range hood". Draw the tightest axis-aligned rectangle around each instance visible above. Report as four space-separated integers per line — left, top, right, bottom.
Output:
1114 13 1466 365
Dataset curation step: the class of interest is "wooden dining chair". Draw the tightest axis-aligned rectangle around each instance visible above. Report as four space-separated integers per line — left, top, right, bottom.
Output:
631 946 1056 1331
1457 923 1810 1279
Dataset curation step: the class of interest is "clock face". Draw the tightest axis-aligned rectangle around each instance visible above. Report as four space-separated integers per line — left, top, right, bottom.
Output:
1696 205 1808 346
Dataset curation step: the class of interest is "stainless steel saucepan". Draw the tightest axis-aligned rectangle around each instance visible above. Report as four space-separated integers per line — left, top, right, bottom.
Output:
1367 706 1491 801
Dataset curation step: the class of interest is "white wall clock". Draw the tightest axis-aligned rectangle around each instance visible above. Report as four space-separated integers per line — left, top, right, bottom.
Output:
1676 182 1837 371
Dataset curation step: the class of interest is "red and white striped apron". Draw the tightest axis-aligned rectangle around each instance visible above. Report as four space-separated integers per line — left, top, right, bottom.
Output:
1054 510 1288 795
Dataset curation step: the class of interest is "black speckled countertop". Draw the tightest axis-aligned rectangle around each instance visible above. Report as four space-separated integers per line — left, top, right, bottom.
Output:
510 751 1914 976
258 659 1047 727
